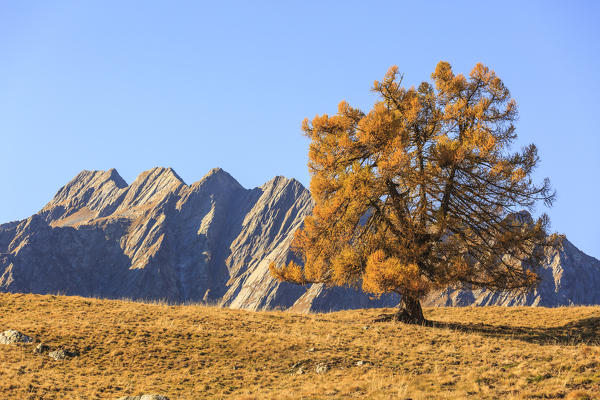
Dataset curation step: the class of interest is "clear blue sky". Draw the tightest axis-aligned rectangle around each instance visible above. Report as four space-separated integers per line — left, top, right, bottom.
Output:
1 1 598 258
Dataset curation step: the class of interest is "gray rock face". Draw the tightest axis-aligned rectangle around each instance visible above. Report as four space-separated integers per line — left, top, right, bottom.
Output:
289 284 398 313
0 329 33 344
423 238 600 307
1 166 598 309
0 167 394 311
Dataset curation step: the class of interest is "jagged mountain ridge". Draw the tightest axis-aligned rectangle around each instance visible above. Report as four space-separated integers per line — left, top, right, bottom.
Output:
423 237 600 307
0 167 396 311
1 166 599 309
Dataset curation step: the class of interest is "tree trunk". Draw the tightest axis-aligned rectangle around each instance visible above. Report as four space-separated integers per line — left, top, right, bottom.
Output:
373 294 428 324
395 294 426 324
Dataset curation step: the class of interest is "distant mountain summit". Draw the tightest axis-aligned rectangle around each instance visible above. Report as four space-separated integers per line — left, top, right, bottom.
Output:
424 237 600 307
0 167 396 311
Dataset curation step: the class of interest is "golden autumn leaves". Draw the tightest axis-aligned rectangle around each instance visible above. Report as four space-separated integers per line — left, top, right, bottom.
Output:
270 61 555 320
362 251 427 297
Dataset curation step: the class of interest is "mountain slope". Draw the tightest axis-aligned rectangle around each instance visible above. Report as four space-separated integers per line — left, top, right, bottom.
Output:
0 167 397 311
1 166 598 309
423 237 600 307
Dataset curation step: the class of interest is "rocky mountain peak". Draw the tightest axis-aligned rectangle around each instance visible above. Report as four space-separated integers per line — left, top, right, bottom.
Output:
205 167 226 177
193 167 243 192
260 175 308 197
106 168 128 188
261 175 291 188
131 167 186 187
48 169 127 205
41 169 128 225
115 167 186 211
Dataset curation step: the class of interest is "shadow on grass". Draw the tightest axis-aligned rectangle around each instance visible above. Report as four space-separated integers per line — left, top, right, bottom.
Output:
428 316 600 346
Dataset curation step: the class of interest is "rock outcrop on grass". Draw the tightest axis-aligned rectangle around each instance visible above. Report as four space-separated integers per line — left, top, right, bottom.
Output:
33 343 49 353
116 395 169 400
0 329 33 344
48 349 70 360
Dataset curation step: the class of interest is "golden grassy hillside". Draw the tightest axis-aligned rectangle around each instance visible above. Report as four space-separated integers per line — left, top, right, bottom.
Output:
0 293 599 399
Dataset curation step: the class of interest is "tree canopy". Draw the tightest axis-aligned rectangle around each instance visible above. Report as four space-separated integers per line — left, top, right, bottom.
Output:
270 61 557 323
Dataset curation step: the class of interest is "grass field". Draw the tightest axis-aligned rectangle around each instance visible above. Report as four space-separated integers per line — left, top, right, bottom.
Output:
0 293 599 399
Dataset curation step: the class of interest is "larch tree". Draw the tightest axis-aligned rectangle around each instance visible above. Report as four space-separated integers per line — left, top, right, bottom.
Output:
270 61 557 324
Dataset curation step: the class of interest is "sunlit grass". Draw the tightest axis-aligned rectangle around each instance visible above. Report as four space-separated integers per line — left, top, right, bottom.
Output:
0 293 598 399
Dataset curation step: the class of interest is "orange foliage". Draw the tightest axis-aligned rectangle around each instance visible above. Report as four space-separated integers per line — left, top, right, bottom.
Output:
271 61 556 314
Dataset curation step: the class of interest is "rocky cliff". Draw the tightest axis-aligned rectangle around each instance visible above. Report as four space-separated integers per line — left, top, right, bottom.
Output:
1 167 598 310
0 167 396 312
423 237 600 307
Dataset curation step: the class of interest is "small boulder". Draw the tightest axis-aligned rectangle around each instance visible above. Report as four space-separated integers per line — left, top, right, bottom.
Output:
33 343 50 354
0 330 33 344
48 348 79 360
116 396 169 400
48 349 66 360
315 362 329 374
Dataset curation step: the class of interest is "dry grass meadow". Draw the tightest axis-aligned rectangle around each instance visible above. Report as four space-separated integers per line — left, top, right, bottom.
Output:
0 293 599 399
